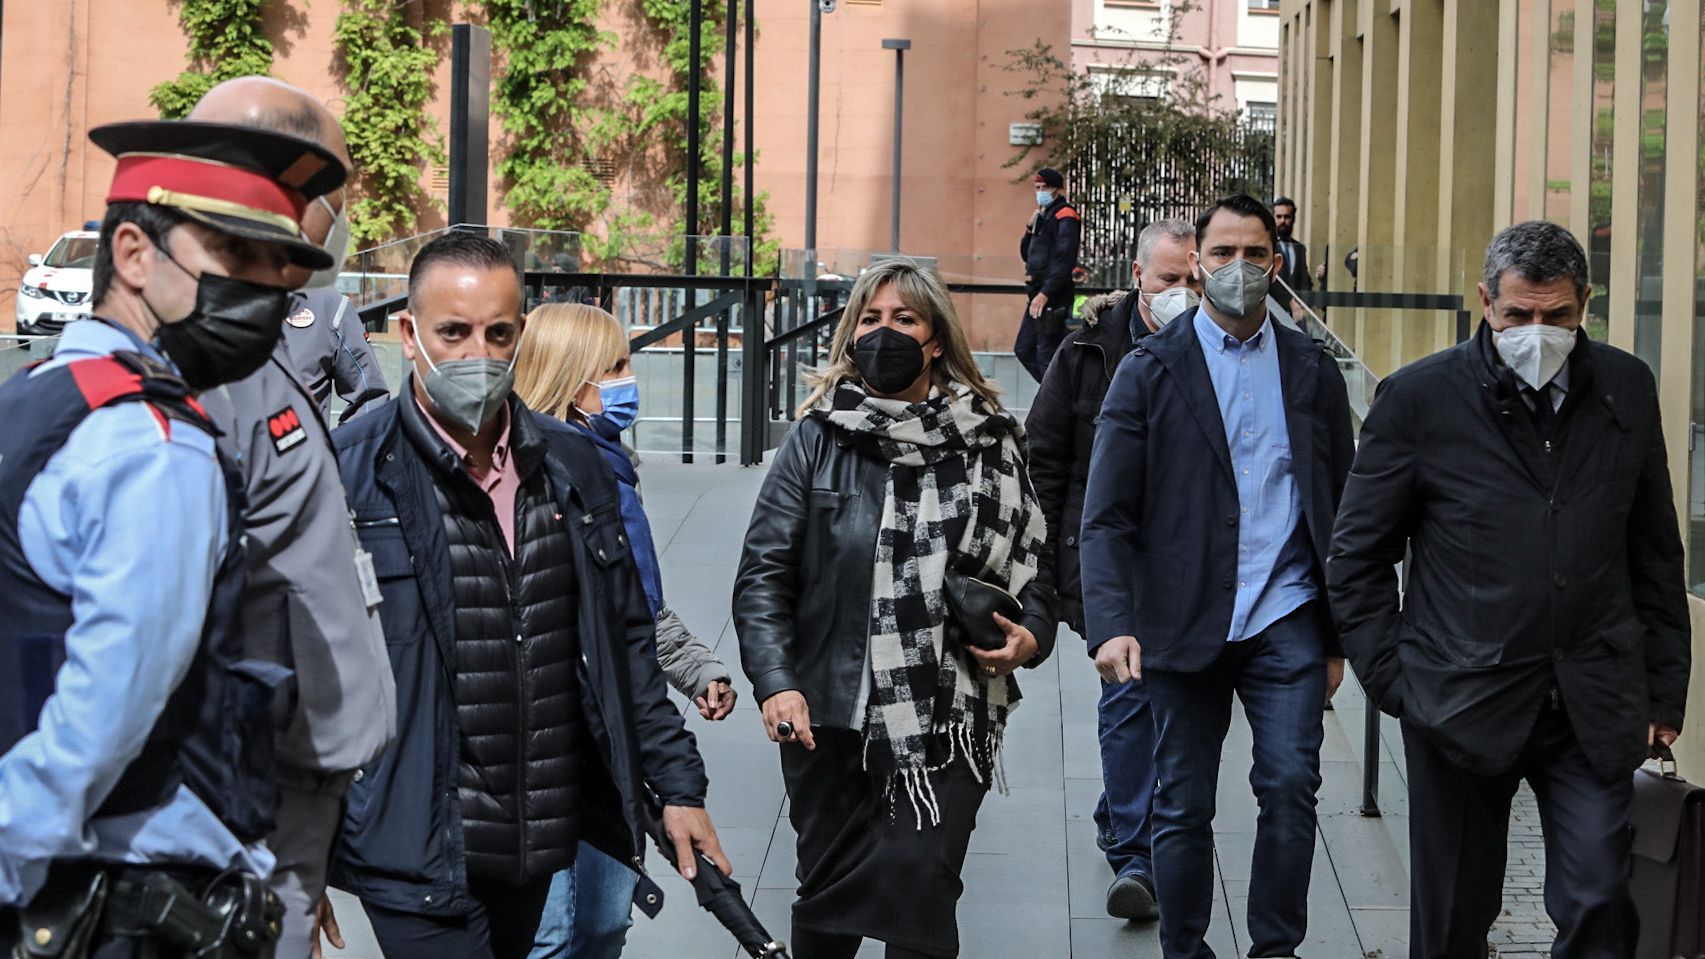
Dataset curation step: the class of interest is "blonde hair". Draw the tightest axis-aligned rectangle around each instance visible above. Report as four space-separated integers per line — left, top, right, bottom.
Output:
797 261 1002 417
514 303 628 421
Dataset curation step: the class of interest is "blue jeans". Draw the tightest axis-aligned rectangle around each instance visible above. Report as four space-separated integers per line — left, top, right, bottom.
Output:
529 842 641 959
1092 677 1155 881
1143 604 1327 959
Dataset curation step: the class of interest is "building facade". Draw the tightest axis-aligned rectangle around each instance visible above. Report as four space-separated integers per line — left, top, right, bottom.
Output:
1071 0 1281 120
0 1 1070 348
1277 0 1705 769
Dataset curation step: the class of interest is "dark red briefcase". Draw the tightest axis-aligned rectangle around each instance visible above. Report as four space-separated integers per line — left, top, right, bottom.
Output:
1632 749 1705 959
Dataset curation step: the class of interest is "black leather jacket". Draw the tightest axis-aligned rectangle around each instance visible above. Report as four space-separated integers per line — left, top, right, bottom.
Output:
733 415 1059 729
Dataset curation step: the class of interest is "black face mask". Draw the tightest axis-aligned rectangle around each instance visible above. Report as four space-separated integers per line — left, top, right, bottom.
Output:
147 243 290 391
852 325 932 395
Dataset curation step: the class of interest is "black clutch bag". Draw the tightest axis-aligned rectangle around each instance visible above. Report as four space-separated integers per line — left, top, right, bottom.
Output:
943 570 1023 652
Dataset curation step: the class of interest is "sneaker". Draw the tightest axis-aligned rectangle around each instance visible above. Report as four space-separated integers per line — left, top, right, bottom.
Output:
1106 874 1159 922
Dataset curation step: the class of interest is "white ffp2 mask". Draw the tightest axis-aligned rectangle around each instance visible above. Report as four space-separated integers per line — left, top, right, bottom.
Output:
1494 323 1577 390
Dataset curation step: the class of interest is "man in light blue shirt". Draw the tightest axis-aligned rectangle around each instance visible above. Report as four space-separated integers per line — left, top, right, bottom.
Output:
0 117 346 954
1191 307 1321 644
1082 194 1354 959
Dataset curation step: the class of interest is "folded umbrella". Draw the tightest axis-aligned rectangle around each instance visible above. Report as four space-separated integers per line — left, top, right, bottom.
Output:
644 798 791 958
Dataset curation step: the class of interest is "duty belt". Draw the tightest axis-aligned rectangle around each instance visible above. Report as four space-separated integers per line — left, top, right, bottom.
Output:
7 864 282 959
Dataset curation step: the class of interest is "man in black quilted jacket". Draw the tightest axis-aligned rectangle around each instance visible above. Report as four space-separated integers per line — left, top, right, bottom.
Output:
322 232 729 959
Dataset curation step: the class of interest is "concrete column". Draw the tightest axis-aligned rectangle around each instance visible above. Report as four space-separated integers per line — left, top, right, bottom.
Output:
1305 0 1336 285
1568 0 1593 246
1653 0 1705 789
1605 0 1640 355
1435 0 1500 347
1392 0 1443 363
1524 0 1553 223
1327 0 1365 359
1661 0 1699 538
1492 0 1520 231
1357 1 1400 375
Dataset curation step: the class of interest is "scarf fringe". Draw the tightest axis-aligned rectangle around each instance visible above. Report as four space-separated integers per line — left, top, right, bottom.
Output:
871 722 1010 830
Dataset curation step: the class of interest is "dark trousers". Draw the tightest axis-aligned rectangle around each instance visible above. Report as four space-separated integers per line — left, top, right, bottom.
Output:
1093 677 1156 881
1014 299 1066 383
1143 604 1327 959
1403 707 1637 959
783 728 987 958
364 876 554 959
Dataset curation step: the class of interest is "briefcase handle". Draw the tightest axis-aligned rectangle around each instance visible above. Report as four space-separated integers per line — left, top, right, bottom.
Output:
1651 743 1680 780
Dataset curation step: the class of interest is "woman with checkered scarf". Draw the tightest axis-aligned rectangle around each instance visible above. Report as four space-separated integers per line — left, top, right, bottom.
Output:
733 261 1059 959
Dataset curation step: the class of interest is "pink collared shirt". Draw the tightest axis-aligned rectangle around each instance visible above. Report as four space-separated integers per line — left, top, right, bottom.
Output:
419 397 521 554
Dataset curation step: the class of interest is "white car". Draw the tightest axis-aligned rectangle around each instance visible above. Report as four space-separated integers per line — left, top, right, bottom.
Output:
16 231 97 336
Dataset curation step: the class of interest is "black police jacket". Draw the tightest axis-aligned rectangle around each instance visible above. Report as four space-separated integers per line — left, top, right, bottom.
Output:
1025 292 1147 635
733 414 1059 728
1020 195 1082 301
1328 323 1691 780
328 391 708 919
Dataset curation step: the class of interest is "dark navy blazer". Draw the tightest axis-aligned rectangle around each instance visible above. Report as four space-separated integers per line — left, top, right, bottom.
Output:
1078 308 1355 672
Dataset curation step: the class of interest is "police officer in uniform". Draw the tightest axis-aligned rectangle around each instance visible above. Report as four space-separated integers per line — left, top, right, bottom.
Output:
283 287 388 424
185 77 398 959
187 79 389 428
278 195 388 424
1017 167 1082 383
0 118 346 957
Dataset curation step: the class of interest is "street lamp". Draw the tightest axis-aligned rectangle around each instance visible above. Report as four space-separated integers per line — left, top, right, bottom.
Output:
882 38 910 253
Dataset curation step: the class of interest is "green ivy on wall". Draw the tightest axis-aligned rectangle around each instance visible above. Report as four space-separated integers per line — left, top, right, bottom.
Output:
149 0 274 118
485 0 611 231
626 0 776 272
484 1 776 273
333 0 447 244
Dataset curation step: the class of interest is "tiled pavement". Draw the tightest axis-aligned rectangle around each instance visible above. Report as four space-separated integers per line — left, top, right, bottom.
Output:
326 459 1557 958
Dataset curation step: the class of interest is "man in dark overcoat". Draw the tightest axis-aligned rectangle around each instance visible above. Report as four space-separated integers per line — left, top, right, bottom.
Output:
1328 219 1691 959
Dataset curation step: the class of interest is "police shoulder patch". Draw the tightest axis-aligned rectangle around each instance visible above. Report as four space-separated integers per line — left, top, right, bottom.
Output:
267 405 307 454
286 307 316 329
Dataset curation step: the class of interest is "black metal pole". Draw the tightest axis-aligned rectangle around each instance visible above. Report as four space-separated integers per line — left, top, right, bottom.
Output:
743 0 755 279
683 0 704 464
448 25 491 228
715 2 736 465
805 0 821 260
686 0 703 275
882 39 910 253
721 0 736 268
892 47 902 251
1361 706 1382 817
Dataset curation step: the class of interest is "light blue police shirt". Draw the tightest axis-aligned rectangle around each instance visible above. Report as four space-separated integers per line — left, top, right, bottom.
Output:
1192 309 1317 643
0 319 272 907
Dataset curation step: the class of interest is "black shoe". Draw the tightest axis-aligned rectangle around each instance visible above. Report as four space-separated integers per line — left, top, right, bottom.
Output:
1106 874 1159 922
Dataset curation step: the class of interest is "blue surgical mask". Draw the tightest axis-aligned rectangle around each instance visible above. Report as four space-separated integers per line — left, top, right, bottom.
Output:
593 375 640 434
1036 190 1054 207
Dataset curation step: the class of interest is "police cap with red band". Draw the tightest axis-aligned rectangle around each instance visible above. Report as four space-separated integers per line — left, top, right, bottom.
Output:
88 119 349 270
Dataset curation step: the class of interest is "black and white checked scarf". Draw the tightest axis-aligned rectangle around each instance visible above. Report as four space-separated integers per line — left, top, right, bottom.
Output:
810 382 1047 825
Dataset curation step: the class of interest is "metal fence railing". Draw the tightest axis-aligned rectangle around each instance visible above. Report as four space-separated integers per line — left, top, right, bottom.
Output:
1280 278 1470 819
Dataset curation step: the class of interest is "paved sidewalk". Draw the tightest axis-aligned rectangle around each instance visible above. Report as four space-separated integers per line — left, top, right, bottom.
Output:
324 459 1557 958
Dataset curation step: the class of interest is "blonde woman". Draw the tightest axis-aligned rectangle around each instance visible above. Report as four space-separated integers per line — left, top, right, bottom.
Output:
733 261 1058 958
513 303 736 959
